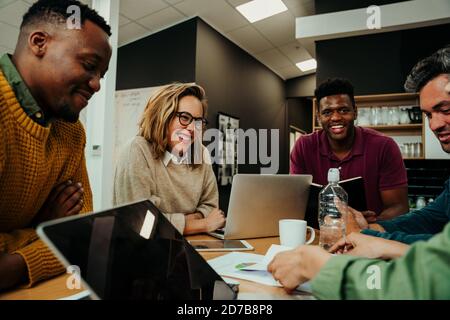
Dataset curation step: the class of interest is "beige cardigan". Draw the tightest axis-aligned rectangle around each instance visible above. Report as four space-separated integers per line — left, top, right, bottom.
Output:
113 136 219 233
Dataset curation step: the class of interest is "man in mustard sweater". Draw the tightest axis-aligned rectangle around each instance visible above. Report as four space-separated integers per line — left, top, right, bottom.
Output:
0 0 112 290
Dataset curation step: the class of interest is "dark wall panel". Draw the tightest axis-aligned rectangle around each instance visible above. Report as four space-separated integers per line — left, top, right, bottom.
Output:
287 98 313 134
316 32 403 95
195 19 287 175
316 24 450 95
286 74 316 98
116 19 197 90
315 0 406 14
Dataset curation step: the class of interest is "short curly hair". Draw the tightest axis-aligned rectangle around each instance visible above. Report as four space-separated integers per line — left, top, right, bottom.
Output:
404 45 450 93
21 0 111 36
314 78 356 110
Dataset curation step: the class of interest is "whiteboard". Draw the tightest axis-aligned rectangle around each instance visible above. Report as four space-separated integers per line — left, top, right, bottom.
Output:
114 86 162 165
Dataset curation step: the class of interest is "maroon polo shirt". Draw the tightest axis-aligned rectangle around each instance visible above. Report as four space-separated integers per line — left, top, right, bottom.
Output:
290 126 407 215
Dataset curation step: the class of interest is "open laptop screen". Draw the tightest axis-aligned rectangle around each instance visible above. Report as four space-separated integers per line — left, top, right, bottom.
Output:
37 200 236 300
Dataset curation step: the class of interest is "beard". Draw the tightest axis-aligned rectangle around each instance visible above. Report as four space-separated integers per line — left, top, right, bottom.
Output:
438 139 450 153
434 125 450 154
58 103 80 123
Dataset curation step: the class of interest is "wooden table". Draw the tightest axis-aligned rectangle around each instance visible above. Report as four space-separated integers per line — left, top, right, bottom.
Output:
0 234 317 300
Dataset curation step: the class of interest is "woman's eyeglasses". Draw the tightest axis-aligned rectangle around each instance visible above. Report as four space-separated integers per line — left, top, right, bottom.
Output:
175 111 208 127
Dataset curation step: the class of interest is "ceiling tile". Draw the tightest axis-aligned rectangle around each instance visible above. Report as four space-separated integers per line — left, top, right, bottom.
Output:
226 25 273 53
120 0 168 21
278 41 311 63
175 0 248 32
0 0 16 9
118 22 150 46
252 11 295 46
137 6 185 31
226 0 250 7
119 14 131 26
278 64 303 79
164 0 185 4
255 48 292 69
282 0 304 9
287 0 315 17
0 21 19 48
0 0 30 27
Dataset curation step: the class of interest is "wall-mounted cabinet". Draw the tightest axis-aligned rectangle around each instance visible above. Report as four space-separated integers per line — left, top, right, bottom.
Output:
312 93 427 160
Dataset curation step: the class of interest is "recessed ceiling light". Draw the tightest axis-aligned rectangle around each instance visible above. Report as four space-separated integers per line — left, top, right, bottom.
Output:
296 59 317 72
236 0 288 23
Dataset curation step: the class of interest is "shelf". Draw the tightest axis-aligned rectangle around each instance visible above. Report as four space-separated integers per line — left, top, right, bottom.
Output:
363 124 422 130
313 124 422 131
403 157 425 160
354 92 419 106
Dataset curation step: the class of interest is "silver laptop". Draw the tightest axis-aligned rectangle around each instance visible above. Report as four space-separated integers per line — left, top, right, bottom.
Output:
209 174 312 239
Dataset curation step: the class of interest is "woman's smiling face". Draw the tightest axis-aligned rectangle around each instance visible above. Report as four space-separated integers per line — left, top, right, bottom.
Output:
167 95 204 156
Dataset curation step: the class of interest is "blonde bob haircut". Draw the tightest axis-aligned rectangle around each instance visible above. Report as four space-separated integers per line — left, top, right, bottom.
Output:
138 82 208 160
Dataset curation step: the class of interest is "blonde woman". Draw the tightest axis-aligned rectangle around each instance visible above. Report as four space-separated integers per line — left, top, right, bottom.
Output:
114 83 226 235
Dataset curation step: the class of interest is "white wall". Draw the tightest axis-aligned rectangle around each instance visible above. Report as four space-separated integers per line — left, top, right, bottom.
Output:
84 0 120 211
425 119 450 159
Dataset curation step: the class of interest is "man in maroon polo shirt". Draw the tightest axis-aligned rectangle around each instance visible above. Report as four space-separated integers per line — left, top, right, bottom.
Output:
290 78 409 221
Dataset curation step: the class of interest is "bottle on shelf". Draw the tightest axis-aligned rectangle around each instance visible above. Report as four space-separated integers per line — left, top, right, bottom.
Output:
416 196 427 210
318 168 348 250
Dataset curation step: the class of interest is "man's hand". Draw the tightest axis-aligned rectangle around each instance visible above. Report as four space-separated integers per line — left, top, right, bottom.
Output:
268 245 331 292
361 210 377 223
329 232 409 259
0 253 27 290
346 207 386 234
33 180 84 225
346 206 369 233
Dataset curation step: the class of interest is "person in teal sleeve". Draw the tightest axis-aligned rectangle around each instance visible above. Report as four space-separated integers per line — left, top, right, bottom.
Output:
346 46 450 245
352 177 448 244
268 45 450 299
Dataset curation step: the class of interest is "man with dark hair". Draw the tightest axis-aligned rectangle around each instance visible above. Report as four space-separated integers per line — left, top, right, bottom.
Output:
344 45 450 244
268 46 450 299
0 0 112 290
290 78 409 221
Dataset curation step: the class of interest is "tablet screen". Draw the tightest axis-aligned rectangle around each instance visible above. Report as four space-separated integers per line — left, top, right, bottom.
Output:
189 240 253 251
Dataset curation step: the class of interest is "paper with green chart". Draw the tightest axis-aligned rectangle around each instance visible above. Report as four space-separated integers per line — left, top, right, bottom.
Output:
207 244 312 293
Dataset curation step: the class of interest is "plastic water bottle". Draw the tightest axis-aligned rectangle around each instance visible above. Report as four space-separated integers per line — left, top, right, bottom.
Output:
318 168 348 250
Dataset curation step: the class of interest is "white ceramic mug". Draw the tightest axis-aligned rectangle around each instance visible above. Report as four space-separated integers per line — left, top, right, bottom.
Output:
279 219 315 248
